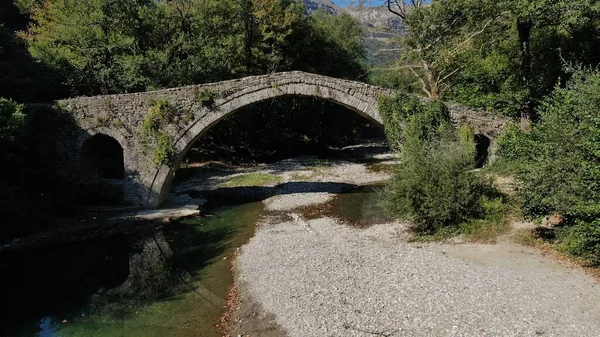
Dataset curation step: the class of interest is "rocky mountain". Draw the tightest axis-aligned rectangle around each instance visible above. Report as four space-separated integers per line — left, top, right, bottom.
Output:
298 0 405 66
343 5 405 65
300 0 341 14
343 5 405 33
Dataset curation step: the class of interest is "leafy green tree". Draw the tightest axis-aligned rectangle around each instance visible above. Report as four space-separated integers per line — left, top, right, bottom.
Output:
0 98 26 143
0 0 66 101
382 0 600 122
383 0 503 99
294 11 366 79
503 69 600 220
21 0 364 94
24 0 150 94
495 69 600 266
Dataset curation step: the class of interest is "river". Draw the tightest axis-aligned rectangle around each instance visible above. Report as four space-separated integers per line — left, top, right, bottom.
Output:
0 141 395 337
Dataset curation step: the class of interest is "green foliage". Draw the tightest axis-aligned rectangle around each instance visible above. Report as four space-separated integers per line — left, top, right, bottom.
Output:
495 69 600 264
380 96 491 233
195 89 217 108
458 125 476 157
154 134 175 168
21 0 365 96
458 196 512 242
141 99 176 166
382 138 489 233
496 122 533 162
377 0 600 116
559 219 600 266
378 94 450 152
296 11 366 79
0 1 67 102
0 98 26 143
500 70 600 220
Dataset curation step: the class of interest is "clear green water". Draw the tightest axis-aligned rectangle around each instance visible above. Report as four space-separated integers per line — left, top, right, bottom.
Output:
0 201 263 337
328 185 391 227
0 183 389 337
300 184 391 227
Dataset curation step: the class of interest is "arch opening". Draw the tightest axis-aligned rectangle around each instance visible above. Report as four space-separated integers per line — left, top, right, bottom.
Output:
184 96 384 165
80 134 125 204
165 96 387 207
474 134 491 168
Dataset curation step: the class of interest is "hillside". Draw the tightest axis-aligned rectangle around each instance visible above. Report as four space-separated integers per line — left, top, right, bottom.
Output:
299 0 405 66
344 5 405 65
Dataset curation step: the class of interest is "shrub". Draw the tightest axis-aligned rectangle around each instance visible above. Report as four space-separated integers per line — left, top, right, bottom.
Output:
559 220 600 266
500 70 600 220
495 122 533 162
140 99 176 166
382 136 489 233
0 98 26 143
380 95 491 234
195 89 217 108
378 93 451 152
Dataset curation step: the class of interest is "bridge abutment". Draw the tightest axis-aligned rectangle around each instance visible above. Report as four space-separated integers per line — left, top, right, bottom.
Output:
49 71 513 208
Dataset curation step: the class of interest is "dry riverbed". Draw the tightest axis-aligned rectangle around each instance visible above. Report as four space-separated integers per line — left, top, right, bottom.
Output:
169 141 600 337
174 147 600 337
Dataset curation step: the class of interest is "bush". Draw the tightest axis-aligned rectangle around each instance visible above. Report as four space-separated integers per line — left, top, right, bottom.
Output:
378 94 451 152
380 95 491 234
0 98 26 143
140 99 176 166
382 137 489 233
559 220 600 266
499 70 600 220
195 89 217 108
495 122 533 162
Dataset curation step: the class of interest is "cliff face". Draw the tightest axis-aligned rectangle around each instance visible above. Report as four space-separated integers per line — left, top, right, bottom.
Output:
300 0 341 14
343 5 405 33
343 5 406 66
298 1 406 65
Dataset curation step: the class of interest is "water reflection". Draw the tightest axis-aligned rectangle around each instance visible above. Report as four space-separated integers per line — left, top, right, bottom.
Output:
0 201 263 337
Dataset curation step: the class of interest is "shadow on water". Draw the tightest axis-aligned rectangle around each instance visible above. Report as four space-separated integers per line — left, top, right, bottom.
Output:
299 184 393 228
0 234 131 336
191 181 359 209
0 200 264 337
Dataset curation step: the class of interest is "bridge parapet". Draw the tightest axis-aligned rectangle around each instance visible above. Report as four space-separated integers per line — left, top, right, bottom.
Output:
53 71 512 207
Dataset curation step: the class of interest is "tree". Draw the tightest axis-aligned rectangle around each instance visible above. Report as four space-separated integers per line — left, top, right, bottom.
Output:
291 10 365 79
384 0 502 100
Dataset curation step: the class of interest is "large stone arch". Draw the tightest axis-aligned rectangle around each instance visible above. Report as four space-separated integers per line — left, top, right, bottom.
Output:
146 77 388 206
55 71 514 208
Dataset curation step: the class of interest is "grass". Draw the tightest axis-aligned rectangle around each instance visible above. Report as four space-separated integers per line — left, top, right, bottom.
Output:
481 159 527 176
366 162 396 174
219 172 282 188
409 195 514 243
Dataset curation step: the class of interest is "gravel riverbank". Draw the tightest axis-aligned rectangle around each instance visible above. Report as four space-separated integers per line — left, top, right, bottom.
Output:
234 215 600 337
171 140 600 337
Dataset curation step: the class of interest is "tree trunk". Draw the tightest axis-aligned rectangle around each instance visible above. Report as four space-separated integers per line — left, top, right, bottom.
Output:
241 0 254 74
421 59 440 100
517 17 533 131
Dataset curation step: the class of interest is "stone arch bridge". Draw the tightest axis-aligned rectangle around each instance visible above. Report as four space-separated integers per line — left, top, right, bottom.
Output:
55 71 512 207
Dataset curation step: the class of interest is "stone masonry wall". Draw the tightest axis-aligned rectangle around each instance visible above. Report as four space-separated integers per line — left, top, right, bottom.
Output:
54 71 513 207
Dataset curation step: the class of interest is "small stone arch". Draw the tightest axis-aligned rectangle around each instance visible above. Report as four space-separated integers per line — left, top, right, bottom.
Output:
474 134 491 168
80 133 125 180
80 133 125 204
